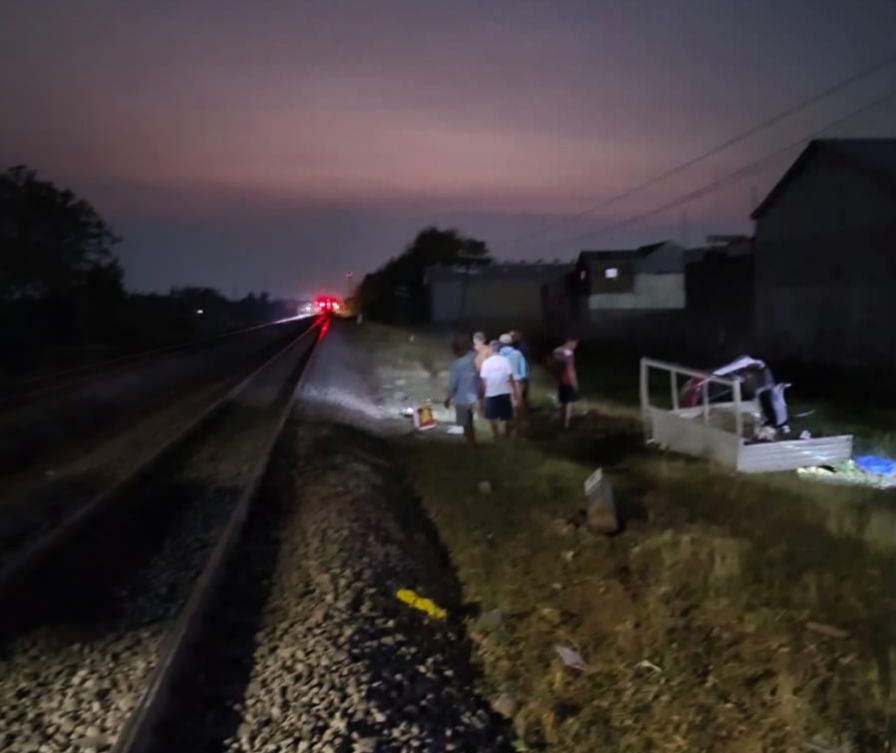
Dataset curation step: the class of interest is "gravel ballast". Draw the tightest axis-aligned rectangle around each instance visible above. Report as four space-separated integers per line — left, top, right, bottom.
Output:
0 334 312 753
0 320 310 574
147 323 511 752
156 413 511 753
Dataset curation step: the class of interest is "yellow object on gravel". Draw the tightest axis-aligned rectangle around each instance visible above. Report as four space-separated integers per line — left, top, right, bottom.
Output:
396 588 447 620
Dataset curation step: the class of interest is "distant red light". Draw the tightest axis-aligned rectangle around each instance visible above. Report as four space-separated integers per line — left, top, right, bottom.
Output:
314 296 340 312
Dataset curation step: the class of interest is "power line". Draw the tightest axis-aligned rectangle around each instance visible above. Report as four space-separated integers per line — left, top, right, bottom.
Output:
550 85 896 250
505 50 896 248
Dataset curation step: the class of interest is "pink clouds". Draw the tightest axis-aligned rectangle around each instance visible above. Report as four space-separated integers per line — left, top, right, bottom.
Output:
3 0 896 294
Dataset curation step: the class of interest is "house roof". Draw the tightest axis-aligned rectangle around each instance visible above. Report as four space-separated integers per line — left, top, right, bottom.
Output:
751 138 896 219
636 241 672 255
579 241 684 273
637 241 685 273
686 237 753 264
578 249 636 262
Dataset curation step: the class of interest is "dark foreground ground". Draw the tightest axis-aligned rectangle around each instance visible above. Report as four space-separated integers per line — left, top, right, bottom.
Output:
341 322 896 753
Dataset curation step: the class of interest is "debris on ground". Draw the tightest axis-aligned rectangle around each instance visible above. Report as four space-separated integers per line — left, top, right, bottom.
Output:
635 659 663 674
396 588 448 620
477 608 504 631
554 645 587 671
550 517 573 535
413 403 436 430
805 621 850 640
492 693 517 719
854 454 896 476
797 458 896 488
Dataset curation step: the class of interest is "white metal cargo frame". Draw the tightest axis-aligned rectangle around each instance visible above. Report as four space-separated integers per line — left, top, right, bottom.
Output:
639 358 852 473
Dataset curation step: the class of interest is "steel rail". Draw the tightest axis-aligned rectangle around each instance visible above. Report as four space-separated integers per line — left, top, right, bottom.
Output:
0 316 323 600
0 314 315 407
111 316 328 753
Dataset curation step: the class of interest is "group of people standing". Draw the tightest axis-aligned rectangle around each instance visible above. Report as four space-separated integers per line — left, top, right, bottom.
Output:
445 329 580 444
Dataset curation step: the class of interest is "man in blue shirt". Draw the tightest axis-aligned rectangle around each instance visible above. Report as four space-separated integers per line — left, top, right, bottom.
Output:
511 330 532 409
444 334 479 445
499 333 528 427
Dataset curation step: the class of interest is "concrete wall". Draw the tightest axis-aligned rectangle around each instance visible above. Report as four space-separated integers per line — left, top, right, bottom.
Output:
467 279 544 324
754 151 896 366
583 258 637 293
587 273 685 311
430 277 552 332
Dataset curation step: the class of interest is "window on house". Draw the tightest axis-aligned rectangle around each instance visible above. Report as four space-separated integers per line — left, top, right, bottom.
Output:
604 267 619 279
579 270 586 281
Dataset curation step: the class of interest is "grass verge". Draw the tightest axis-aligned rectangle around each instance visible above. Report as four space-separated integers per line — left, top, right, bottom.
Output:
369 325 896 752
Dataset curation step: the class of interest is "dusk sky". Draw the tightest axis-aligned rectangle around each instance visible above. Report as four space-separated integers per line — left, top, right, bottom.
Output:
2 1 895 298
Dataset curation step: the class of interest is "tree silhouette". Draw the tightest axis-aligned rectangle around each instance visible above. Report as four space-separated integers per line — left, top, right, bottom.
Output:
359 226 491 322
0 165 122 301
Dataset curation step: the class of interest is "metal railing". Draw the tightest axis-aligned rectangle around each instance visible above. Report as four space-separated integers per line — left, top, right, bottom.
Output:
640 357 745 440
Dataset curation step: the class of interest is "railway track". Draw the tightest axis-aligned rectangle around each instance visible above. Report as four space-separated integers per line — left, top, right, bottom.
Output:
0 317 310 479
121 414 510 753
0 317 326 753
0 317 313 580
0 316 313 408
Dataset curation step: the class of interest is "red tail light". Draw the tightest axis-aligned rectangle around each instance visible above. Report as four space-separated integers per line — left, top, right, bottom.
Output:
314 296 340 312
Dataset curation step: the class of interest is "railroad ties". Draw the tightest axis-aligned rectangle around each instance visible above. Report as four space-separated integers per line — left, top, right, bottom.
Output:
0 319 326 753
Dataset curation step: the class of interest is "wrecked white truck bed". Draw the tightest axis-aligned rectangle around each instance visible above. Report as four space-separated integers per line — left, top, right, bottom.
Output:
640 358 852 473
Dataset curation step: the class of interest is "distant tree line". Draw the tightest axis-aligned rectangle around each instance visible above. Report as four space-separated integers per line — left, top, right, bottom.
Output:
358 226 491 322
0 166 295 380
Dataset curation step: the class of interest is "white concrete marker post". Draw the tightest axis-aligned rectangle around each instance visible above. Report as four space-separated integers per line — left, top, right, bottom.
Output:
584 468 618 534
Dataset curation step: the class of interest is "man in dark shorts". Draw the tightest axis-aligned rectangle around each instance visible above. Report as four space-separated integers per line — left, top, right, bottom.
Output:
552 337 579 429
479 340 514 439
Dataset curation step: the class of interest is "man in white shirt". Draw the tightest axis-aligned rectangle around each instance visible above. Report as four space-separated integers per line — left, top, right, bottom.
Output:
479 340 514 439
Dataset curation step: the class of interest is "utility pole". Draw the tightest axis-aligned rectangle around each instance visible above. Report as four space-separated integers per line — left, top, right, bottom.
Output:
680 209 689 248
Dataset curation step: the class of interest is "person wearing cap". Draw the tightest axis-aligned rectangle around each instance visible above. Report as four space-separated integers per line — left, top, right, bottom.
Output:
479 340 515 439
498 333 528 427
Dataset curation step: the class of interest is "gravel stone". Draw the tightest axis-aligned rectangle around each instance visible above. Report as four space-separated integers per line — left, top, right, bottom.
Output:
0 334 311 752
155 332 511 751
